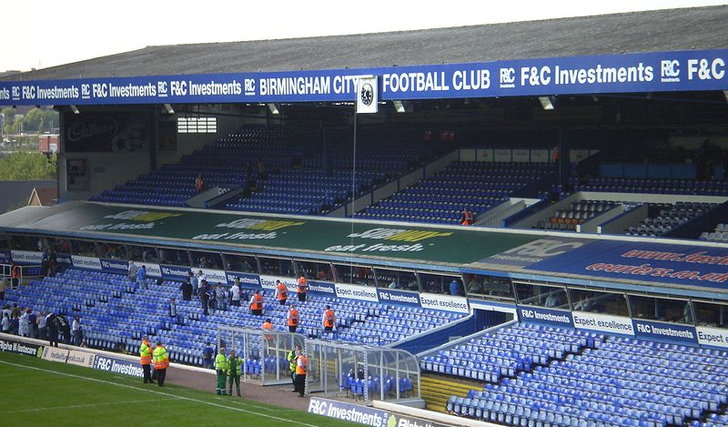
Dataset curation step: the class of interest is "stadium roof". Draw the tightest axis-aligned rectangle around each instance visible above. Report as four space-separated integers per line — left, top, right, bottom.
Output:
4 5 728 81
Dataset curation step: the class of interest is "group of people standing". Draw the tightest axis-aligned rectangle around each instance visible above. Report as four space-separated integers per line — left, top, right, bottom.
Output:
208 343 309 397
139 336 170 386
2 304 83 347
287 345 309 397
214 348 244 396
249 278 337 336
130 272 332 397
127 262 148 288
179 270 241 315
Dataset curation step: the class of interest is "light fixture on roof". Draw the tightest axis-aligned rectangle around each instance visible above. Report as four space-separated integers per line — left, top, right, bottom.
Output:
723 90 728 103
163 103 175 115
267 103 280 115
538 96 556 111
70 105 80 114
392 100 405 113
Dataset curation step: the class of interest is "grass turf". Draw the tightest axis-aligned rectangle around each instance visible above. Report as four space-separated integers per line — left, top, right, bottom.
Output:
0 351 359 427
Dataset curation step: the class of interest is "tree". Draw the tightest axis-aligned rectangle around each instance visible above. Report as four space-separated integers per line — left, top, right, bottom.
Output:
22 108 43 133
0 152 56 180
1 107 15 136
14 107 58 133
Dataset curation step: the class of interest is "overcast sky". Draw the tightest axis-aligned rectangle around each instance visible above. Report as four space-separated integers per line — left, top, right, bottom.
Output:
3 0 726 72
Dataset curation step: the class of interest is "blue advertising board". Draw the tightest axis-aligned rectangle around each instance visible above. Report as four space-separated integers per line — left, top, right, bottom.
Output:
1 49 726 106
517 306 573 327
528 240 728 289
100 258 129 274
306 280 336 296
485 237 591 267
160 264 192 281
56 253 72 266
633 319 698 345
224 271 261 289
376 288 421 307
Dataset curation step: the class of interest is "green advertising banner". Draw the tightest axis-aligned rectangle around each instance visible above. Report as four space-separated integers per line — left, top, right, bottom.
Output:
3 202 542 265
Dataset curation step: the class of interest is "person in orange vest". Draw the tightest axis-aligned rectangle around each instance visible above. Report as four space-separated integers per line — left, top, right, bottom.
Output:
294 348 308 397
460 208 474 226
322 305 335 333
274 280 288 306
262 317 274 343
152 341 169 387
297 276 308 302
249 290 264 316
10 262 21 288
139 336 154 384
287 304 300 333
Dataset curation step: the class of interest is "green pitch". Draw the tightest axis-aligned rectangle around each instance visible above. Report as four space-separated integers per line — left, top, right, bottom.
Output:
0 352 357 427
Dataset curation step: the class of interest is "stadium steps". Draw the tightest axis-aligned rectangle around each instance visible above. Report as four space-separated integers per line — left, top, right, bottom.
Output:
420 373 482 414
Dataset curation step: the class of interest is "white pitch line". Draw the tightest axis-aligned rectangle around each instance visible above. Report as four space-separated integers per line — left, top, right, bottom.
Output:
0 360 318 427
2 398 176 414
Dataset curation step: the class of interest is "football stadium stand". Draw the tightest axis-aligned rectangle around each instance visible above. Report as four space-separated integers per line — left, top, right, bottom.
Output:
445 325 728 427
572 177 728 196
1 268 466 366
354 161 553 224
536 200 621 232
2 5 728 425
421 323 601 382
90 127 441 215
623 202 717 237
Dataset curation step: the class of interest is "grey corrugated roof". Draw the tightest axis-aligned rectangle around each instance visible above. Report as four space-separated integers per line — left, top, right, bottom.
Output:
4 5 727 81
0 180 56 213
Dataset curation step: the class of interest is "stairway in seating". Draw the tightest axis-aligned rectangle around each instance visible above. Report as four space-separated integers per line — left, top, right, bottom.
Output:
420 372 482 414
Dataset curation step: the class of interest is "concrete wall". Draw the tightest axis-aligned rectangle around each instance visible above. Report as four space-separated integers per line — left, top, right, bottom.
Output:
59 151 150 201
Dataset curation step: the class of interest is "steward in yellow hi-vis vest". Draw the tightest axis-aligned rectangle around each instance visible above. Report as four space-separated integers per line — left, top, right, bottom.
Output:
139 336 154 384
227 349 243 397
215 348 229 395
152 342 169 387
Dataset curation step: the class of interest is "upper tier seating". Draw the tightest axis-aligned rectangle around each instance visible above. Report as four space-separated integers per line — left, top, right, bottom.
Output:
91 127 436 215
90 163 244 207
223 169 382 214
355 162 553 224
90 128 317 208
535 200 620 231
572 177 728 196
625 201 716 237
